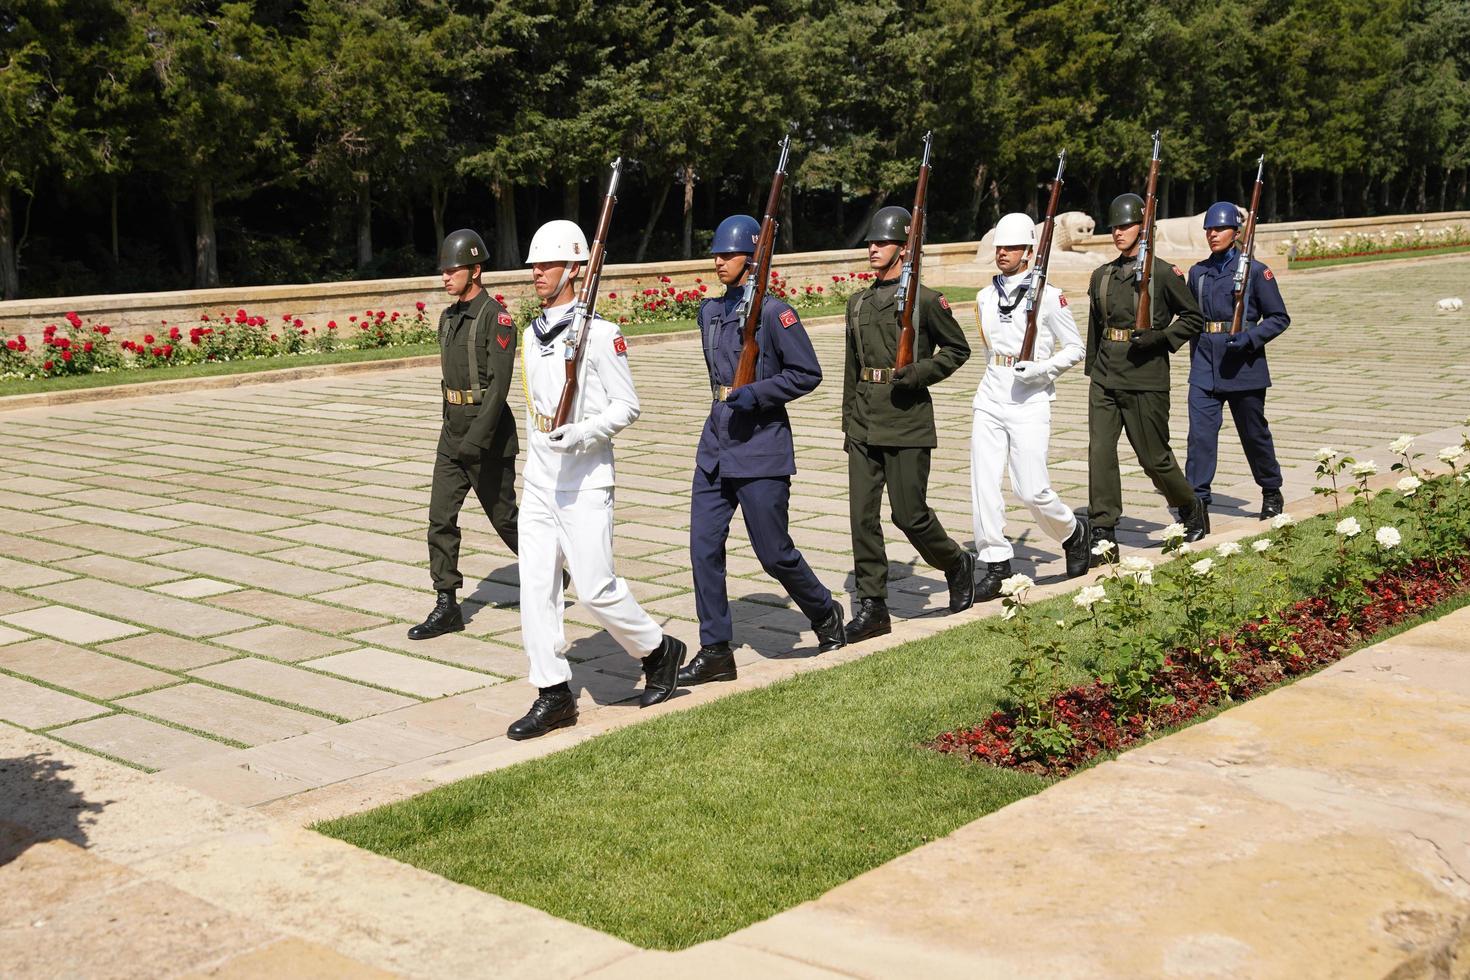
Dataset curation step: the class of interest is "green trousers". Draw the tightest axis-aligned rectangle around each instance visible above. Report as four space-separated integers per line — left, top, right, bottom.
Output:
427 447 518 591
847 440 965 600
1087 382 1196 529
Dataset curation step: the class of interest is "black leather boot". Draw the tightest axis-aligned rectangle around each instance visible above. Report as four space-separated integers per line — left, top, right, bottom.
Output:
407 589 463 640
812 601 847 653
678 642 737 685
1183 496 1211 543
506 685 578 740
640 635 687 707
845 597 892 643
1260 488 1284 520
975 559 1012 602
1063 513 1092 579
946 549 977 613
1089 524 1117 567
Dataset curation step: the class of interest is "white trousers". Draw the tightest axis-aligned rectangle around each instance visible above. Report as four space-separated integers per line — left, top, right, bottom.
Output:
518 482 663 688
970 396 1079 563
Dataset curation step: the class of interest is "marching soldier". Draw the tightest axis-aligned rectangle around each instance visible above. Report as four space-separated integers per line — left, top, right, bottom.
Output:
409 229 520 640
971 213 1091 600
681 215 846 686
1186 202 1290 519
508 219 685 740
1085 194 1207 551
843 205 975 642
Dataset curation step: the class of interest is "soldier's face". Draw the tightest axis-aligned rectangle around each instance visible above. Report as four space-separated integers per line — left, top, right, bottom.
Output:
867 241 903 272
994 245 1029 276
531 261 577 301
714 253 749 286
1111 223 1141 254
441 265 476 296
1205 227 1238 254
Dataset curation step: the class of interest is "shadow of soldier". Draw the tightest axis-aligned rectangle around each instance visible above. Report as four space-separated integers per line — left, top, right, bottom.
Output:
0 751 110 867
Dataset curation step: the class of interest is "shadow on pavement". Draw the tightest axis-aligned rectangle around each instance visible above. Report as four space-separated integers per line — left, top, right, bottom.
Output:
0 751 110 866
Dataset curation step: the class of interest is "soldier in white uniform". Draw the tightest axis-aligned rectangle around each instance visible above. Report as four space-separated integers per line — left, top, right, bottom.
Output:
508 219 687 740
970 212 1092 600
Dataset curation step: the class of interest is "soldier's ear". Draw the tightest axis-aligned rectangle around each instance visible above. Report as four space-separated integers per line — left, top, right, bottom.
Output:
470 264 482 282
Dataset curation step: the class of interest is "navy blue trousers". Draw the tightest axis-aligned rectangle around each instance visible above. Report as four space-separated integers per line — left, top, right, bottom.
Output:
690 467 833 647
1186 385 1283 505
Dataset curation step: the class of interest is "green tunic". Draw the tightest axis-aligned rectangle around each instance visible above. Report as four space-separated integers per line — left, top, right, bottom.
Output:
1084 254 1203 391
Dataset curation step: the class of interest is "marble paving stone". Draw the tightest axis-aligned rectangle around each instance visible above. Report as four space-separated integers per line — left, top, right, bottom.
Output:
304 649 495 698
52 554 184 587
155 525 295 554
191 657 415 719
213 624 358 662
138 501 302 533
0 637 174 699
0 556 75 589
98 634 237 671
307 717 469 765
0 592 45 615
149 577 241 598
29 579 262 639
369 693 520 742
116 684 334 745
47 714 234 770
156 754 314 807
0 625 29 645
25 523 178 557
312 582 424 620
0 532 85 563
0 673 106 729
267 523 425 563
204 589 388 634
0 508 77 533
148 547 357 596
347 623 525 677
0 605 144 644
37 504 183 533
259 545 364 569
225 733 398 786
56 486 167 510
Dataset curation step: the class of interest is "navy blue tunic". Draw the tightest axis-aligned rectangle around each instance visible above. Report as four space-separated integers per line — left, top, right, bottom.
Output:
1186 248 1290 392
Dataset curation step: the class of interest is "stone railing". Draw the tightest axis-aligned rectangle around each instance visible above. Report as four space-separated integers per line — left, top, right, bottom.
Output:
0 243 978 341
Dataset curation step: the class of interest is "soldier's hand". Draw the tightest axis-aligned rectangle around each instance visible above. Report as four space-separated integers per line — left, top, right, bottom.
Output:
456 440 485 466
724 386 759 413
1225 332 1249 350
547 422 590 453
1013 361 1051 385
892 364 923 389
1129 328 1167 351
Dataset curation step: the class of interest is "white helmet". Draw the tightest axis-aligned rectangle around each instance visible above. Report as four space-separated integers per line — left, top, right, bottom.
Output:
993 212 1037 248
526 219 589 264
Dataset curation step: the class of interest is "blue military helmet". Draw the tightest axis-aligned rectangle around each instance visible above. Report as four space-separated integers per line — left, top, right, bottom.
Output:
711 214 761 255
1203 201 1243 230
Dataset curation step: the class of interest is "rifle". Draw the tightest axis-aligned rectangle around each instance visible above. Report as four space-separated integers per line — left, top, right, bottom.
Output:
1018 149 1066 362
893 131 933 370
552 157 622 428
731 136 792 390
1133 130 1162 333
1229 155 1265 335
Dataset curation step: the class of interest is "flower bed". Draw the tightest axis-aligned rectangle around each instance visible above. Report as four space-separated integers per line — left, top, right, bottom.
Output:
1285 223 1470 266
933 431 1470 776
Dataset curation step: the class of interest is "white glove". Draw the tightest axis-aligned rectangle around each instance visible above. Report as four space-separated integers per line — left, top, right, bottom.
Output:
1013 361 1053 386
547 422 593 453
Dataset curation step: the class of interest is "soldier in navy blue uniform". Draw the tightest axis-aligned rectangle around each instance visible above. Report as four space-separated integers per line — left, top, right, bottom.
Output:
1186 202 1291 520
680 215 847 686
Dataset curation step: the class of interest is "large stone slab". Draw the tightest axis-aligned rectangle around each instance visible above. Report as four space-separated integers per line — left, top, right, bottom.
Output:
0 673 107 729
0 604 144 644
148 547 357 596
0 638 173 699
48 714 234 770
52 553 183 587
30 578 261 638
38 504 183 533
212 624 358 662
190 657 415 720
116 684 333 745
204 589 387 634
0 555 75 589
139 501 301 533
269 523 425 563
311 582 423 620
304 649 494 698
26 523 180 557
98 634 237 671
348 623 525 678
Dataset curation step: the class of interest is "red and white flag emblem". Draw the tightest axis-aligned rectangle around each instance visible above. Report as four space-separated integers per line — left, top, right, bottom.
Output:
497 312 513 326
779 309 798 328
613 335 628 356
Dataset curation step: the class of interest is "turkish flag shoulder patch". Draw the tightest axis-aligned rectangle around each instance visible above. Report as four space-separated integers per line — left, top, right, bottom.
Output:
779 309 798 329
613 335 628 356
497 312 513 326
1058 293 1069 307
496 332 510 349
1263 267 1274 281
939 295 951 310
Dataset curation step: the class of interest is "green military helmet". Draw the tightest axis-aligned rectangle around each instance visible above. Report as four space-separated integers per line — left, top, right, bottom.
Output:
865 205 911 243
439 229 488 271
1106 193 1145 229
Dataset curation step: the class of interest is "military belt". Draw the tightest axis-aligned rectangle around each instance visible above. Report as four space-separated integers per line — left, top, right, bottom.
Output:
1104 328 1132 343
991 353 1020 367
443 386 480 405
531 410 556 433
711 384 732 402
860 367 896 383
1204 321 1231 334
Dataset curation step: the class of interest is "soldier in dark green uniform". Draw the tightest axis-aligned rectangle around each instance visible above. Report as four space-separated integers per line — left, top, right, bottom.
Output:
843 205 976 642
1085 194 1208 554
410 229 521 639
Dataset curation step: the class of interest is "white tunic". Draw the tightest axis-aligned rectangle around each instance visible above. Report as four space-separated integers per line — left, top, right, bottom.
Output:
974 273 1084 406
520 300 640 492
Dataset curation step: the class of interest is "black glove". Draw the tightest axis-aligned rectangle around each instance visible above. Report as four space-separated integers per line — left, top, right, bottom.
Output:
456 439 486 467
1129 329 1168 352
892 364 924 390
725 386 760 413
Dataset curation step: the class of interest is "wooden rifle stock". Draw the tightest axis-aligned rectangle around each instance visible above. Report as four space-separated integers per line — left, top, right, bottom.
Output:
1019 149 1066 362
732 136 791 390
894 131 933 370
552 157 622 428
1133 130 1162 333
1229 156 1265 335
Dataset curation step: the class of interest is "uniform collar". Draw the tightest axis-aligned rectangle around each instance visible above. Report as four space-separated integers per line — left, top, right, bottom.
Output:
453 289 488 317
533 300 576 345
1205 246 1238 270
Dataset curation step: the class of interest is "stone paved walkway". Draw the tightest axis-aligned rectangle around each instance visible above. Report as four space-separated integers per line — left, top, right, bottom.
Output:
0 256 1467 821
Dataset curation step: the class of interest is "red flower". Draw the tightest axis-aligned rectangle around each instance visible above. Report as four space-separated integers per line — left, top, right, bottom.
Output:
168 327 181 340
43 359 54 371
415 301 426 311
349 315 357 323
44 324 56 337
607 292 617 299
61 350 73 362
270 334 279 341
201 314 211 322
494 294 505 303
236 312 248 324
299 328 308 336
293 318 303 329
698 284 707 292
83 341 93 353
327 320 337 329
659 275 671 283
97 325 111 335
144 334 155 344
5 340 16 351
151 347 162 356
282 314 293 323
65 311 81 327
390 312 399 321
236 308 247 318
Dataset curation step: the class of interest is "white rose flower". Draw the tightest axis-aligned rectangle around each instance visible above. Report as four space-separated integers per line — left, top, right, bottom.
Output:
1375 526 1401 549
1252 538 1272 553
1000 573 1035 596
1190 557 1215 576
1176 541 1194 554
1389 434 1414 455
1396 476 1421 496
1119 556 1154 575
1161 522 1186 541
1438 446 1465 465
1072 585 1108 610
1314 447 1336 462
1216 541 1242 558
1270 513 1296 530
1091 538 1117 557
1350 460 1377 477
1336 517 1362 537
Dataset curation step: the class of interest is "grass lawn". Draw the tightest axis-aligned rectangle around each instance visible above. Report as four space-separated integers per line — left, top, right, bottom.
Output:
317 499 1403 950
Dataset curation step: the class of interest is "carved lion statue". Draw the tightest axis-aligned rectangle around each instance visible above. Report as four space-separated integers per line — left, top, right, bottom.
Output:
1052 211 1095 250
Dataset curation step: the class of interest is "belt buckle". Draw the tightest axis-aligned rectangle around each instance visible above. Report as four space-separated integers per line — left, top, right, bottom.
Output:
713 384 731 402
867 367 893 383
446 389 463 405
